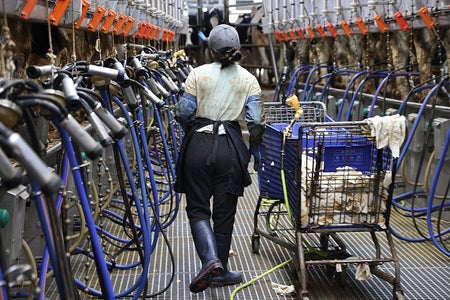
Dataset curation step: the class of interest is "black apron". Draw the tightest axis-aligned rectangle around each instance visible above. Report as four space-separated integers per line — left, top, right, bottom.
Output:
175 118 251 196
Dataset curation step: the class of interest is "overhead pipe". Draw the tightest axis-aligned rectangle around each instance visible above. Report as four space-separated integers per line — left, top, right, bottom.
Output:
4 0 446 37
290 0 297 25
322 0 339 37
259 0 277 84
287 0 302 39
368 0 390 5
305 1 317 38
335 0 343 15
321 0 330 18
299 0 306 22
310 0 317 22
282 0 288 26
266 0 273 29
273 0 280 29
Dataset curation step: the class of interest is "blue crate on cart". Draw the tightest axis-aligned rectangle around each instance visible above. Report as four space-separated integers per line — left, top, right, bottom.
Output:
258 123 300 201
322 143 373 172
258 122 389 226
258 123 375 199
295 123 393 227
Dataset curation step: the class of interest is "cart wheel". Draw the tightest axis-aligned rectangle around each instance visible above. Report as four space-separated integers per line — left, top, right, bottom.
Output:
300 293 310 300
326 265 334 278
335 267 346 287
394 290 406 300
251 234 260 254
326 265 346 287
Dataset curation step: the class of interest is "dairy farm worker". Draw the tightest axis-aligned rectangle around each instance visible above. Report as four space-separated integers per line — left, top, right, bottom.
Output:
173 24 265 293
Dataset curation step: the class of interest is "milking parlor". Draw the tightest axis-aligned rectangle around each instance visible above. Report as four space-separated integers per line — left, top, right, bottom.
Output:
0 1 448 299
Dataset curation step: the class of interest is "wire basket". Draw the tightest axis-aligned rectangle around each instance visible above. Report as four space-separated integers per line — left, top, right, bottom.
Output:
297 121 393 229
264 101 326 125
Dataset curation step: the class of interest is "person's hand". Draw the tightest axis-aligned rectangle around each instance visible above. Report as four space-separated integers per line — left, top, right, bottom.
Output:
249 145 261 172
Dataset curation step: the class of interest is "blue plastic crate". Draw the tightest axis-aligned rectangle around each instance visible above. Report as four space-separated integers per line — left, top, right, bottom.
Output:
258 123 379 200
259 121 394 227
258 123 300 200
322 144 373 172
299 127 376 172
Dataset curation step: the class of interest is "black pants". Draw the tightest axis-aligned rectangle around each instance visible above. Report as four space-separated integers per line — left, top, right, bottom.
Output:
183 132 238 235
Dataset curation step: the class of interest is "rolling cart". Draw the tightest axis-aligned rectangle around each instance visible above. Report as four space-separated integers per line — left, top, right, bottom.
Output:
252 97 405 299
295 121 404 299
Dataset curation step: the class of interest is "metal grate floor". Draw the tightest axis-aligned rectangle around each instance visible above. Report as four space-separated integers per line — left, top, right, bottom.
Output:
44 173 449 299
144 173 449 300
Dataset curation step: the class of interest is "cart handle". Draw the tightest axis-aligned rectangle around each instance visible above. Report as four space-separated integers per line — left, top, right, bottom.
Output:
283 94 304 138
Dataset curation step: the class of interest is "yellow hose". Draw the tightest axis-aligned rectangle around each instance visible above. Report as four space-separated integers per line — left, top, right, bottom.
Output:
281 169 294 225
230 258 293 300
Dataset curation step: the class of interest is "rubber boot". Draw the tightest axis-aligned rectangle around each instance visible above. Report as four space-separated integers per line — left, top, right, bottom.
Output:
189 220 224 293
210 233 243 287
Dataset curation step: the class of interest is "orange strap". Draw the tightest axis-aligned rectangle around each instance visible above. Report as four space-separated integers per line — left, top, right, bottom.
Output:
316 24 327 38
418 6 435 29
326 22 337 38
355 17 369 35
374 14 389 33
18 0 38 19
48 0 71 26
150 26 161 40
306 25 315 38
75 0 90 29
280 30 290 42
288 28 297 40
135 21 148 38
340 20 352 36
122 16 136 36
296 27 306 39
274 31 283 42
100 10 117 34
113 13 127 35
87 6 106 32
394 11 410 32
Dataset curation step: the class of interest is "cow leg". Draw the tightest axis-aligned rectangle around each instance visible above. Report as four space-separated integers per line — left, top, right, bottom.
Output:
333 35 350 89
413 28 438 102
390 31 411 100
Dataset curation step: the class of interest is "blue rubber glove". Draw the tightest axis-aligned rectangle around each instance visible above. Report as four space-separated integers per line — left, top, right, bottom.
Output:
249 145 261 172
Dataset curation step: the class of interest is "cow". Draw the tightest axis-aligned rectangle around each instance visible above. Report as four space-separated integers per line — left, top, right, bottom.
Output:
183 7 224 66
290 22 449 102
6 15 133 76
236 5 279 86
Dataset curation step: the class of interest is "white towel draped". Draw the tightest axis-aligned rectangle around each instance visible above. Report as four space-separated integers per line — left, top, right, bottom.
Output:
366 114 406 158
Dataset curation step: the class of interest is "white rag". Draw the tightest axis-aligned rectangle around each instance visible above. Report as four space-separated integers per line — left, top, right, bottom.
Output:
355 263 373 281
366 114 406 158
388 114 406 158
271 282 296 296
346 257 373 281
